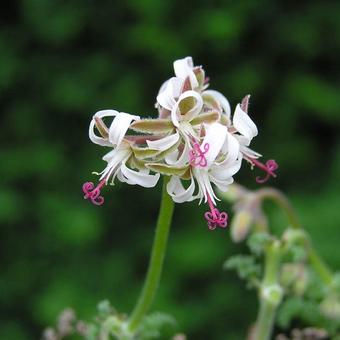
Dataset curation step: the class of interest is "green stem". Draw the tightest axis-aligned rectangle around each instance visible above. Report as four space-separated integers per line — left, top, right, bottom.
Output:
254 241 282 340
128 176 175 332
257 188 333 285
257 188 301 229
308 243 333 285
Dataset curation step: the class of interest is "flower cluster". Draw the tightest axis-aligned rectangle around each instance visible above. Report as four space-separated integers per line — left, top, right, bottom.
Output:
83 57 278 230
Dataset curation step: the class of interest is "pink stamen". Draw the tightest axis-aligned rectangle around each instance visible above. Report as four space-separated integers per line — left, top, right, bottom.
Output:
204 193 228 230
189 142 209 167
82 178 106 205
250 158 279 184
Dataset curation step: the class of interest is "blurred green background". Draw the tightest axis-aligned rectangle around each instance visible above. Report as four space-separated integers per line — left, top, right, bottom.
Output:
1 0 340 339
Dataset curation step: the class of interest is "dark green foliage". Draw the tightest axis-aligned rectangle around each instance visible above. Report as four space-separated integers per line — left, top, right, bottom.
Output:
1 0 340 339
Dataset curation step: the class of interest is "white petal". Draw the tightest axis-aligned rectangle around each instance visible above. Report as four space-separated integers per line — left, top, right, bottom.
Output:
156 77 183 110
210 175 234 192
171 90 203 127
233 104 258 145
173 57 198 89
99 146 131 181
211 157 242 181
109 112 140 147
120 162 160 188
89 110 117 146
166 176 196 203
165 141 190 167
220 133 240 166
201 122 228 166
146 131 179 151
203 90 231 118
241 145 262 159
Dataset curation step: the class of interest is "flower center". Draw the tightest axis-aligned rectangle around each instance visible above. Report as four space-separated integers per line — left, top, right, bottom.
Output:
249 158 279 184
82 178 106 205
204 193 228 230
189 141 209 167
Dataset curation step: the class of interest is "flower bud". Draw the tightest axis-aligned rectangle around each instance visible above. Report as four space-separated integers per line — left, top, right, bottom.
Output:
230 210 253 243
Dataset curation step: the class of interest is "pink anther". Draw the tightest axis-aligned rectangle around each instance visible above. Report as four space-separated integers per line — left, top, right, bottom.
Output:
82 179 106 205
250 158 279 184
189 142 210 167
204 194 228 230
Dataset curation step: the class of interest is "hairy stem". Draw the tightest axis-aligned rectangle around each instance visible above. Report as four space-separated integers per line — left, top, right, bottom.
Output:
257 188 333 285
257 188 301 229
254 241 282 340
128 176 175 332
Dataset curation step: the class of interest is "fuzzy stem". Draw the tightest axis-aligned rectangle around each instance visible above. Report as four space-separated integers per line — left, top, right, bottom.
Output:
254 241 282 340
128 176 175 332
257 188 301 229
256 188 333 285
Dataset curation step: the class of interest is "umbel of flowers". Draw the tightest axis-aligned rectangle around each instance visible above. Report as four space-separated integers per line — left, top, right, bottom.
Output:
83 57 278 230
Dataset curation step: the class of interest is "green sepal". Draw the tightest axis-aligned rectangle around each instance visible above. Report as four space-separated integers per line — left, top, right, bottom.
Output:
127 154 147 170
179 167 192 180
145 163 189 176
191 111 220 125
94 117 109 138
131 145 162 160
202 92 221 110
130 119 174 133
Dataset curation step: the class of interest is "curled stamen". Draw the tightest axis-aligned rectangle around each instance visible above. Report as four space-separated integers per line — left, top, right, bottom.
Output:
82 179 106 205
249 158 279 184
204 194 228 230
189 142 209 167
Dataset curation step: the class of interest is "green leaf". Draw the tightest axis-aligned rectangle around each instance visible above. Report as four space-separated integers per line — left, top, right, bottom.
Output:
130 119 174 133
138 311 177 340
224 255 261 282
247 232 272 256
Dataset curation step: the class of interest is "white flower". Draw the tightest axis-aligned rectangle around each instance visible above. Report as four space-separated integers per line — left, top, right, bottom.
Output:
166 123 242 230
83 111 160 205
173 56 199 89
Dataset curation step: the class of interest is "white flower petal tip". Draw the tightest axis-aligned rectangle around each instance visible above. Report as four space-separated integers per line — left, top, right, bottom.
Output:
173 57 199 89
146 131 180 151
166 176 196 203
156 77 183 111
203 90 231 117
171 91 203 127
201 122 228 167
89 110 118 146
120 162 160 188
233 104 258 145
109 112 140 147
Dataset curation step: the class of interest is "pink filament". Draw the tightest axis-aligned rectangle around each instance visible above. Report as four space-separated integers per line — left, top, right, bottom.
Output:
204 193 228 230
82 179 106 205
189 142 209 167
250 158 279 184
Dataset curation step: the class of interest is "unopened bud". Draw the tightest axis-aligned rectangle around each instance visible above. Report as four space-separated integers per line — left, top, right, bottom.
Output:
280 263 307 296
231 210 253 243
282 228 307 245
